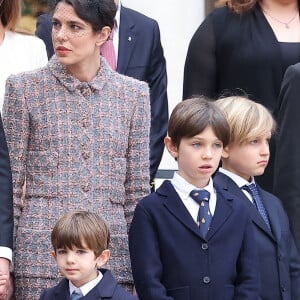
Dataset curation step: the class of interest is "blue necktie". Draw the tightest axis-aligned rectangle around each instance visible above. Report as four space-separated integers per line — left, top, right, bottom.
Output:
242 184 271 230
70 291 82 300
190 189 211 237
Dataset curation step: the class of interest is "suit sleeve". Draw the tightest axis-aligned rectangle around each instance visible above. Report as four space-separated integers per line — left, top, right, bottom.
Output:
2 76 29 245
129 203 173 300
147 21 168 181
274 63 300 253
124 83 151 232
36 13 55 59
0 113 13 250
182 15 217 100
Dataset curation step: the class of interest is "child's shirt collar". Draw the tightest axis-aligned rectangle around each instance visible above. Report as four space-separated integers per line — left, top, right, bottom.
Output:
218 167 255 187
69 269 103 296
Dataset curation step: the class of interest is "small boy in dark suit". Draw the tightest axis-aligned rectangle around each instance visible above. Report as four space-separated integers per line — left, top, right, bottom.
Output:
129 97 259 300
40 211 137 300
214 96 300 300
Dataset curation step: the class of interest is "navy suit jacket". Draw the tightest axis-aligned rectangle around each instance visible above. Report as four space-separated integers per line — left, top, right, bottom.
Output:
214 171 300 300
36 6 168 181
0 115 13 250
129 180 259 300
39 269 137 300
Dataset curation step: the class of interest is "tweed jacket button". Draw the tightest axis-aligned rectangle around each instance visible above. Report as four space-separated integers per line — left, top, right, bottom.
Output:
82 151 90 159
82 118 90 128
81 183 91 192
203 276 210 284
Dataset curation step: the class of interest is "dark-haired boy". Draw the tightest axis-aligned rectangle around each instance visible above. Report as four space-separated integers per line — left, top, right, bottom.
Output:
129 97 259 300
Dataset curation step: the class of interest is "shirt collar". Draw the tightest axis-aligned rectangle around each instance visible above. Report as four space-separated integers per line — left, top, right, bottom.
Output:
218 167 255 187
171 171 214 198
69 270 103 296
115 1 121 28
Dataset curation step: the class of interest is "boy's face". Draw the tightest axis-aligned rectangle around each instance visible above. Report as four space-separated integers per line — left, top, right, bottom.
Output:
165 126 223 188
53 241 109 287
222 132 271 181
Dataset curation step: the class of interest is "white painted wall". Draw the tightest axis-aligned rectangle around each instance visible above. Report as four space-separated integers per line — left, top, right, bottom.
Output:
122 0 205 173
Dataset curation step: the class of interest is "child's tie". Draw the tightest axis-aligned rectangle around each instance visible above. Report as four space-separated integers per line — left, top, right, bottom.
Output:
242 184 271 230
70 291 82 300
190 189 211 237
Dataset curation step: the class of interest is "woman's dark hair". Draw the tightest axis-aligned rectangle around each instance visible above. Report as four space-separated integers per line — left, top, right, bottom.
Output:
55 0 117 31
0 0 21 30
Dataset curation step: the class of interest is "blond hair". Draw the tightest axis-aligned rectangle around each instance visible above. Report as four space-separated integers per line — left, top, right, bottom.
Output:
215 96 276 145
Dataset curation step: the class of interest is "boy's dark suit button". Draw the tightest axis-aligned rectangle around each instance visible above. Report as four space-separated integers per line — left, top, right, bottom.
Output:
281 285 286 292
201 243 208 250
203 276 210 284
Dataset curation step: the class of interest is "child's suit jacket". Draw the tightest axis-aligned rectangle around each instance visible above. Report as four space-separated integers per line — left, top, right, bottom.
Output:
214 171 300 300
39 269 138 300
129 180 259 300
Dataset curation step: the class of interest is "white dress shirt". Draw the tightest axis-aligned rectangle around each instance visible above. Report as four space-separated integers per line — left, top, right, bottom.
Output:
171 172 217 224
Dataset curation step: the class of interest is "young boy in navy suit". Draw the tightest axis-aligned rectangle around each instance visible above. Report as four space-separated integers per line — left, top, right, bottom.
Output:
129 97 259 300
214 96 300 300
40 211 137 300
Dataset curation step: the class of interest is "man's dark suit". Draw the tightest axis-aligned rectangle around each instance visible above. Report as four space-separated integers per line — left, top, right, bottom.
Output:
0 115 13 250
39 269 137 300
36 6 168 183
129 180 259 300
214 171 300 300
274 63 300 254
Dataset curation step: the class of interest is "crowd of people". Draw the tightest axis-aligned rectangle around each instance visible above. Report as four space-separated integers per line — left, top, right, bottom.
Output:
0 0 300 299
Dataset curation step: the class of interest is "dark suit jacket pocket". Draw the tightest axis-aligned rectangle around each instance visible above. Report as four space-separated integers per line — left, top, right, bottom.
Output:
167 286 190 300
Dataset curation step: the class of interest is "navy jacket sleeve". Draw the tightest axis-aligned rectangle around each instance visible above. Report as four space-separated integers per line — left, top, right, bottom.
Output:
274 63 300 254
146 20 168 181
36 12 54 59
0 114 13 250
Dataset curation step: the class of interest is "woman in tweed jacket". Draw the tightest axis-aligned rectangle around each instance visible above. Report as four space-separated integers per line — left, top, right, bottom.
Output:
2 0 150 299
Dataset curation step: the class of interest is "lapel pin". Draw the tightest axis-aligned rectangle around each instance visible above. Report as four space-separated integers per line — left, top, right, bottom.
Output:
128 36 132 41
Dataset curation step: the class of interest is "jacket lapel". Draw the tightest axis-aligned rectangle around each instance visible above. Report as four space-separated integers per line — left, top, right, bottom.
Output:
54 278 70 300
158 181 205 239
214 172 275 240
117 6 137 74
205 184 234 240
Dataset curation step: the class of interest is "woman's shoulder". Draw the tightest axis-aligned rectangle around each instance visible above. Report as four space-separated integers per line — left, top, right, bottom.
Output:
5 31 45 48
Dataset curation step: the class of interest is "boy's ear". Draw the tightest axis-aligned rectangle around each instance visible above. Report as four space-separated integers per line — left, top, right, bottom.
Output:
96 26 111 47
164 136 178 159
222 146 230 159
96 249 110 268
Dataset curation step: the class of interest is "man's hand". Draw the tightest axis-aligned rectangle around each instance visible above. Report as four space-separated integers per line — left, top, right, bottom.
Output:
0 258 12 299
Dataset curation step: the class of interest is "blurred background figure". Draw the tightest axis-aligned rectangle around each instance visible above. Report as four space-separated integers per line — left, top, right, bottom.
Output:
274 63 300 253
0 0 47 109
183 0 300 193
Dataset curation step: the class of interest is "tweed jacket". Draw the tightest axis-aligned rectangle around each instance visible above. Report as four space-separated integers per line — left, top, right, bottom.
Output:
3 57 150 291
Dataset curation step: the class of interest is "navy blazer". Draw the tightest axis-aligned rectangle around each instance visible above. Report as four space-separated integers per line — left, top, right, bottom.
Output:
39 269 137 300
36 6 168 181
129 180 259 300
0 115 13 250
214 171 300 300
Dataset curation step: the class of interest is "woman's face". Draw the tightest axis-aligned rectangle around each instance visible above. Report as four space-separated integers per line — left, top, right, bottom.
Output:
52 2 108 70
